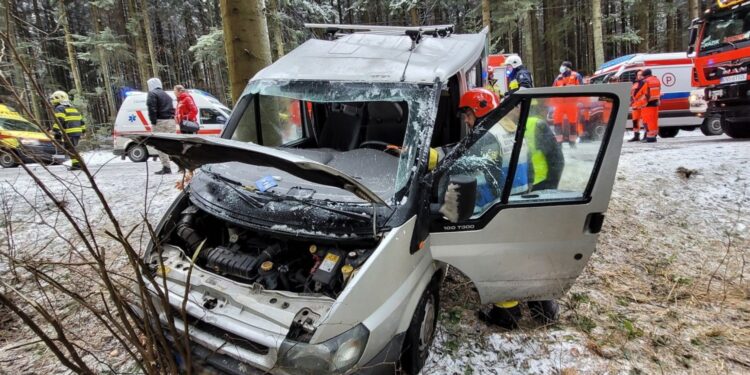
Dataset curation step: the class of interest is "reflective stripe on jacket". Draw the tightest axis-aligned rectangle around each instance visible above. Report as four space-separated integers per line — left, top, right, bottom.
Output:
644 76 661 107
53 104 86 134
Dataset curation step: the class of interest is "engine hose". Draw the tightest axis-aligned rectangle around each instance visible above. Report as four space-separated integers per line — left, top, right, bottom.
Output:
175 210 204 254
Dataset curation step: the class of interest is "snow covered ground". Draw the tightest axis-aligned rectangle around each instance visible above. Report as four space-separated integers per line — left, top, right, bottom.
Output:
0 132 748 374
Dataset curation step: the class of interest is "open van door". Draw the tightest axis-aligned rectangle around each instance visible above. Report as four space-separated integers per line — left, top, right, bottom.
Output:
428 84 629 303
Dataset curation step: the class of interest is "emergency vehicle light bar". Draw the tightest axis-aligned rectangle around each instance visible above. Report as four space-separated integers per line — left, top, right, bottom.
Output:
304 23 454 41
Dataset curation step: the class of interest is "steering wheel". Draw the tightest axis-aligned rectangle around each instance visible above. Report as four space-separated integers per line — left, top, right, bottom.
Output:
359 140 391 150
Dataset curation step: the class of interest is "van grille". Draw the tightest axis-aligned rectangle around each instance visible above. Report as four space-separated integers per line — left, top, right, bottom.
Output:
171 311 270 355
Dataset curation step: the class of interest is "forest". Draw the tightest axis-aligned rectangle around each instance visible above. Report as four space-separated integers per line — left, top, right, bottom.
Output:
0 0 704 130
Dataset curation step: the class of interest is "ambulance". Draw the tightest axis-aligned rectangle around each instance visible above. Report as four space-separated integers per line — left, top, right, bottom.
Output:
113 90 231 162
0 104 65 168
589 52 723 137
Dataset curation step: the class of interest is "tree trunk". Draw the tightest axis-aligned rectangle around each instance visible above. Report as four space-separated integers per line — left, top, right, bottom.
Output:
268 0 284 59
638 0 649 52
591 0 604 68
482 0 490 35
666 0 676 52
140 0 159 77
219 0 272 104
521 7 534 79
410 7 418 26
127 0 150 89
91 4 117 118
59 0 83 97
688 0 701 19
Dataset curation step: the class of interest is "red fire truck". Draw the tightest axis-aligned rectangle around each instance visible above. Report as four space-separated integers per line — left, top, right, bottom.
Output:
688 0 750 138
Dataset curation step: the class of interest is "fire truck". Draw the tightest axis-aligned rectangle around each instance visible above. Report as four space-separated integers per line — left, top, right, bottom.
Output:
688 0 750 138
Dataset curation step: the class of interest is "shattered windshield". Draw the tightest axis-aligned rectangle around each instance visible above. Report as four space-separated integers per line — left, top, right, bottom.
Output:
223 80 439 204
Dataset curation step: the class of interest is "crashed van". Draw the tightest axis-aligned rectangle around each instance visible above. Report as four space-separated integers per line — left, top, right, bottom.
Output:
134 25 629 374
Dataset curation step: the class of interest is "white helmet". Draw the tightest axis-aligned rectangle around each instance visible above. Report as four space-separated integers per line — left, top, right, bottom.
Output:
49 91 70 105
506 55 523 69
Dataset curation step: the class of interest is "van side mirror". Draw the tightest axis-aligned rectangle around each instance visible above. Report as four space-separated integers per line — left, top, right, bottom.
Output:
438 175 477 223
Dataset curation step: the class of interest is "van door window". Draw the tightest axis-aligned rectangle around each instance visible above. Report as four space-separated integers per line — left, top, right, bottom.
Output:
229 95 304 146
508 96 615 203
200 108 226 125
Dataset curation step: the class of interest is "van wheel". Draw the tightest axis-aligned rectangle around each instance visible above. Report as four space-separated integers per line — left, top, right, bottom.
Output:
400 280 439 375
658 128 679 138
700 116 723 136
0 151 18 168
127 144 149 162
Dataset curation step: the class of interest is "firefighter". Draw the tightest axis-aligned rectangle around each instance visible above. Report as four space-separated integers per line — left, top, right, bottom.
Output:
506 55 533 95
639 69 661 143
551 61 583 147
628 70 646 142
525 100 564 191
50 91 85 171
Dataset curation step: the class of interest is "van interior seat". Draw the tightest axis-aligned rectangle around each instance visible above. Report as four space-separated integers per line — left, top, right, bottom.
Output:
365 102 407 146
317 103 363 151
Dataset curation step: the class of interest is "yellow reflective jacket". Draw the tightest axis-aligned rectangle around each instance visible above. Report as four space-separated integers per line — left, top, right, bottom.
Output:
53 104 86 134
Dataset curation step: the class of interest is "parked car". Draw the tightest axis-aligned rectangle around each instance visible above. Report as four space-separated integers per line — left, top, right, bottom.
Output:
113 89 231 162
0 104 65 168
132 24 629 375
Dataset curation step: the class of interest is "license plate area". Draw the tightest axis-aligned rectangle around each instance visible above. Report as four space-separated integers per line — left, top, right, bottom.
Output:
719 73 747 84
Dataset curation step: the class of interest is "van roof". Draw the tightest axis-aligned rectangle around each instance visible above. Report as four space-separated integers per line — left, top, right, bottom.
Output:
595 52 691 76
251 30 488 84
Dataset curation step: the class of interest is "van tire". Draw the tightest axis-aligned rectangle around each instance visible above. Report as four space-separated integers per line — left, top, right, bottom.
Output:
400 278 439 375
127 144 149 162
700 116 723 136
0 151 18 168
658 127 679 138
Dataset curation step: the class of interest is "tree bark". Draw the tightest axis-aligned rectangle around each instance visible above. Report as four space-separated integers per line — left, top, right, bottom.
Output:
219 0 272 105
127 0 150 89
688 0 701 19
59 0 83 97
140 0 159 77
91 4 117 118
591 0 604 68
482 0 490 35
268 0 284 59
521 7 534 79
638 0 650 52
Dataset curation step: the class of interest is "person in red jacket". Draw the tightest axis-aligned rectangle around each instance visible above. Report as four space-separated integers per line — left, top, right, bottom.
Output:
551 61 583 147
174 85 199 134
639 69 661 143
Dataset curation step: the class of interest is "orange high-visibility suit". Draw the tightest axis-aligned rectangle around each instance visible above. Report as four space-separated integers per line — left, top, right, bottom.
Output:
641 75 661 138
551 71 582 143
630 79 646 132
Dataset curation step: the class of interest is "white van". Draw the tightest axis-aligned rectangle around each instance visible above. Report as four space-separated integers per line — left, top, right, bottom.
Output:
589 52 723 137
113 90 231 162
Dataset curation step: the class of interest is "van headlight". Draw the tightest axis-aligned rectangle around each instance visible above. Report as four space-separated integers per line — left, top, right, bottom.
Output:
277 324 369 374
19 138 41 146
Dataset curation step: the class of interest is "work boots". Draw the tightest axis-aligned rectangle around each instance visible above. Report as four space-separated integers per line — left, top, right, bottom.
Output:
477 303 522 330
154 166 172 175
641 136 657 143
627 132 641 142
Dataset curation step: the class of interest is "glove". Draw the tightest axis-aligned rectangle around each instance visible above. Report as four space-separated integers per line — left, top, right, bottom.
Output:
53 129 62 141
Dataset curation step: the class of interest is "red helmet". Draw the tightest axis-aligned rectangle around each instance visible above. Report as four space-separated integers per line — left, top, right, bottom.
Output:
459 88 499 118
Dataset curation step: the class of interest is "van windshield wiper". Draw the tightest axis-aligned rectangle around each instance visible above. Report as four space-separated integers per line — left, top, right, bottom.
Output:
200 167 264 208
261 189 372 222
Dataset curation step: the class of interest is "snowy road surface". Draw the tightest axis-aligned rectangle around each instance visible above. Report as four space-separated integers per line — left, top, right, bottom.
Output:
0 131 748 374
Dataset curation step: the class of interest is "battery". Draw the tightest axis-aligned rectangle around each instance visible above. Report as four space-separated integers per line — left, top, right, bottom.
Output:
312 250 343 286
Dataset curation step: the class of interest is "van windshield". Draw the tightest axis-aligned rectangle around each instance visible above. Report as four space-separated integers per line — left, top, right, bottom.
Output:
223 80 439 204
0 118 39 132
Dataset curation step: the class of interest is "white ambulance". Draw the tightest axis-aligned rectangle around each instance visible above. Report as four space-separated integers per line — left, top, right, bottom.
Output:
589 52 723 137
113 90 231 162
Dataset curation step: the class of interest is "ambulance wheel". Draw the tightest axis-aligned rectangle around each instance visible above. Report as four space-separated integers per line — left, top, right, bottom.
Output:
400 279 439 375
700 116 723 136
0 151 18 168
723 122 750 139
658 128 679 138
127 144 149 162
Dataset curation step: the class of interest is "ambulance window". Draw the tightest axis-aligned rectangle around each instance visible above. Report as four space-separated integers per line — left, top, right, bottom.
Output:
619 70 637 83
200 108 226 125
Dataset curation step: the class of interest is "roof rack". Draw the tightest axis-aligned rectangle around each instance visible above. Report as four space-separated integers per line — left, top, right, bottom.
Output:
304 23 454 49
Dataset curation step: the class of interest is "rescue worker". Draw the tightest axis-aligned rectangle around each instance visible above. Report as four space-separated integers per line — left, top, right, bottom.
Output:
50 91 85 171
639 69 661 143
628 70 646 142
525 101 564 191
505 55 533 95
147 77 176 175
551 61 583 147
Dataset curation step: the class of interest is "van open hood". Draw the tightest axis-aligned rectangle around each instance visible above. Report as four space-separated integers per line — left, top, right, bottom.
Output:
127 134 387 205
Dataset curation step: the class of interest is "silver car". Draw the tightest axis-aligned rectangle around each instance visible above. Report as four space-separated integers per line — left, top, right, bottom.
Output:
134 25 629 374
